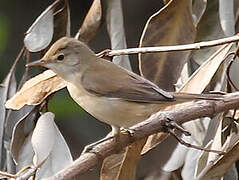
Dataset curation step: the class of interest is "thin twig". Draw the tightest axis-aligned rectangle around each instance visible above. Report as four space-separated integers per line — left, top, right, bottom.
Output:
168 129 225 155
0 171 16 179
104 35 239 56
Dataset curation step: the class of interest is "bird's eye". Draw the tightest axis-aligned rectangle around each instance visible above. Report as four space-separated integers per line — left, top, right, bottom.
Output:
57 53 65 61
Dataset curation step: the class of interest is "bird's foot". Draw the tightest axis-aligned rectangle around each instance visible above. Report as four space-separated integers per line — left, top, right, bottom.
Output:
164 118 191 136
120 127 135 137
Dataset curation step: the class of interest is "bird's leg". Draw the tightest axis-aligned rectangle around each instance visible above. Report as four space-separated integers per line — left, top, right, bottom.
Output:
81 125 120 154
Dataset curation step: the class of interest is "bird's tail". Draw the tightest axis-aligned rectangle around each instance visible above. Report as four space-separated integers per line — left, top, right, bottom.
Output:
173 92 224 101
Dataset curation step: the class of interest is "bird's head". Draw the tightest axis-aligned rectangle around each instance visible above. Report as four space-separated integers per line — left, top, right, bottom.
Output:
27 37 96 80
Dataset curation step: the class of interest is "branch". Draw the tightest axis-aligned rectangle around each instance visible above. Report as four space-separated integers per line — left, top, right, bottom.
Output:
44 92 239 180
104 35 239 56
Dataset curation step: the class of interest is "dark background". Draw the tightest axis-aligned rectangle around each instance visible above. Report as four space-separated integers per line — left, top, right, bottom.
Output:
0 1 178 179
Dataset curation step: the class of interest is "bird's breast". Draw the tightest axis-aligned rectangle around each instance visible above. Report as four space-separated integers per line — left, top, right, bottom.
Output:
66 82 165 128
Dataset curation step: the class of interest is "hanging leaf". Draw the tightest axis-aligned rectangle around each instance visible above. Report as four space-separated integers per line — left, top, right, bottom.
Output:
5 70 67 110
24 8 54 52
139 0 196 91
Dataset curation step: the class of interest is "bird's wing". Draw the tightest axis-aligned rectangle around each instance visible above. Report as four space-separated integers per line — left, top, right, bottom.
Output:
81 59 174 103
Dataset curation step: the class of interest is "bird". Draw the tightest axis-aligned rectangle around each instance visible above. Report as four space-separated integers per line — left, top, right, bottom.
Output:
27 37 223 137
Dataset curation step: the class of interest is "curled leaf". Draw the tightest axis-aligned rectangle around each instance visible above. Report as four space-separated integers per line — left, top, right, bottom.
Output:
5 70 67 110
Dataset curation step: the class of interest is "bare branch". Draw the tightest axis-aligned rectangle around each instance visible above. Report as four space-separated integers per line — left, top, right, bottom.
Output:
43 92 239 180
105 35 239 56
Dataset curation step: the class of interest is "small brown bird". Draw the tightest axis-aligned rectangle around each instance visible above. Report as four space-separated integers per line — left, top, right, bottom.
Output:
27 37 222 136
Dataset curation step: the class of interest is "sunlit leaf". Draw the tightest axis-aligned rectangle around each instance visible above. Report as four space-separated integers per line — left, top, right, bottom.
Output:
24 8 54 52
32 112 56 167
5 70 67 110
35 116 73 179
180 43 233 93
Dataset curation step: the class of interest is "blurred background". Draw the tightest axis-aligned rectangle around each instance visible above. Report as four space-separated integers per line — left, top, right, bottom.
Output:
0 1 180 179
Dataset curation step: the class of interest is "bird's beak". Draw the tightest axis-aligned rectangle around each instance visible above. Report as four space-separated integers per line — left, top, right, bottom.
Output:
26 59 45 67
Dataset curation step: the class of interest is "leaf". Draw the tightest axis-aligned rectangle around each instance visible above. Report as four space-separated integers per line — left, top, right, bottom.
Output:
191 0 225 65
0 72 17 169
195 141 212 177
15 112 73 178
179 43 233 93
192 0 207 25
32 112 56 167
106 0 132 71
16 133 35 171
24 8 54 52
77 0 102 43
138 0 196 91
5 70 67 110
10 108 38 163
162 135 190 172
219 0 235 36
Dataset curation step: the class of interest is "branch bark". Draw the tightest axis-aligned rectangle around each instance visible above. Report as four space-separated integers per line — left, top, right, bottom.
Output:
44 92 239 180
105 35 239 56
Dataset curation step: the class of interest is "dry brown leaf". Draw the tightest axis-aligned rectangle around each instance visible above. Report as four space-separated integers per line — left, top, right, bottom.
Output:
5 70 67 110
138 0 196 91
76 0 102 42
